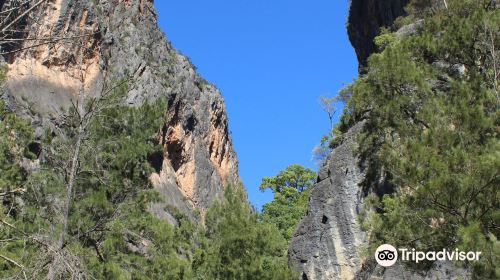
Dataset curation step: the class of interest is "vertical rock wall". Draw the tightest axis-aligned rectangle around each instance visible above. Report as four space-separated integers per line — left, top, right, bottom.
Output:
1 0 239 222
347 0 410 67
289 1 471 279
289 122 367 280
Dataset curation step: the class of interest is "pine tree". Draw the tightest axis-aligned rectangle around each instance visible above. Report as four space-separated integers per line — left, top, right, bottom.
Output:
193 185 294 280
342 1 499 278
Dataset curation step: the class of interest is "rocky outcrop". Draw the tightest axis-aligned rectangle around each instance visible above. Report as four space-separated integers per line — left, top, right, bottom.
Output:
289 0 410 275
289 118 470 280
347 0 410 67
1 0 238 222
290 1 471 279
289 122 367 280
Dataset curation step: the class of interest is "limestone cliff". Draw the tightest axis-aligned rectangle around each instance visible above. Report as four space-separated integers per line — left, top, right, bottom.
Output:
289 122 367 280
0 0 238 222
289 1 471 279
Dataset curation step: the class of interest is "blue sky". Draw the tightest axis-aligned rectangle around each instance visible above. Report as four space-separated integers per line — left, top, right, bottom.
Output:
156 0 358 210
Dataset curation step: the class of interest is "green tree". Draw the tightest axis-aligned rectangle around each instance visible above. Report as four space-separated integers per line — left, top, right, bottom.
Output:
260 164 316 193
0 66 40 279
260 164 316 240
193 185 294 280
68 96 194 279
1 72 194 278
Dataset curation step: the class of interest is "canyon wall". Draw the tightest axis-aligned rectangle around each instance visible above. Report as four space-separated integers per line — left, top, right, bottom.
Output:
289 1 471 279
1 0 238 223
347 0 410 67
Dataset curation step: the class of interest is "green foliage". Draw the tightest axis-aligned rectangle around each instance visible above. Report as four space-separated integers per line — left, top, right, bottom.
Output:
406 0 444 18
343 1 499 278
0 66 48 278
0 75 198 279
0 66 34 203
261 185 313 241
65 98 197 279
193 185 294 280
260 165 316 241
374 28 396 51
1 71 295 278
0 100 33 195
0 101 37 278
260 164 316 193
394 14 416 30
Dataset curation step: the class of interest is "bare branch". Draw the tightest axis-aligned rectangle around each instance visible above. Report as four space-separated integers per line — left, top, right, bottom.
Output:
1 0 48 33
0 253 25 269
0 0 32 15
0 187 26 196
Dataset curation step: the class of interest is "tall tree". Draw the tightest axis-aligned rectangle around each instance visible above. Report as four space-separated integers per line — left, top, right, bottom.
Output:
260 164 316 193
193 185 294 280
260 165 316 240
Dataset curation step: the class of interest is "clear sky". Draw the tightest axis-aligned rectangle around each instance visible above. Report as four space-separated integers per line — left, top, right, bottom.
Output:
155 0 358 210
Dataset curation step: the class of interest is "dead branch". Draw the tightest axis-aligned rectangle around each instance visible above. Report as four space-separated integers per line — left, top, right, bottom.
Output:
0 0 31 15
0 33 96 55
0 0 48 33
0 253 25 269
0 187 26 196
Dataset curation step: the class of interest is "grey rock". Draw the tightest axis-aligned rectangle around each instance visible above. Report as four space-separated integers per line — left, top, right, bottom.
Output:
356 261 471 280
290 1 471 278
395 19 424 38
432 61 466 77
289 121 367 280
123 229 152 258
289 120 471 279
1 0 239 222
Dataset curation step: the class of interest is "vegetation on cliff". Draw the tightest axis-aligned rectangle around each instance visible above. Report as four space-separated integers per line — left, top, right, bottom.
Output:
2 0 498 279
0 66 294 279
339 0 499 278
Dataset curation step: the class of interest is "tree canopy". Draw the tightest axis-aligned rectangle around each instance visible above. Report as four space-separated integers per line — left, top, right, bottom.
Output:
260 164 316 193
260 164 316 241
342 1 499 278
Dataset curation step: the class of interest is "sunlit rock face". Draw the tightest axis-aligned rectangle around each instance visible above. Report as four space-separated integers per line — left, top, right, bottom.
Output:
289 122 367 280
1 0 239 223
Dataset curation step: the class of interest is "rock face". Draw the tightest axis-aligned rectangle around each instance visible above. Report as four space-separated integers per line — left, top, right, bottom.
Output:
289 1 471 279
347 0 410 67
289 0 405 275
1 0 238 221
289 122 367 280
356 260 470 280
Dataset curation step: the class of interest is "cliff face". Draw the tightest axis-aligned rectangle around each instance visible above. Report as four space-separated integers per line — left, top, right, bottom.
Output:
347 0 410 66
1 0 238 221
289 122 367 280
289 3 403 275
289 122 471 280
289 1 470 279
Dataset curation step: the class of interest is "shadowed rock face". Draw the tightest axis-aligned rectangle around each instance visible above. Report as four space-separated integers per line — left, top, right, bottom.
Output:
1 0 239 222
289 0 404 276
288 122 471 280
347 0 410 67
